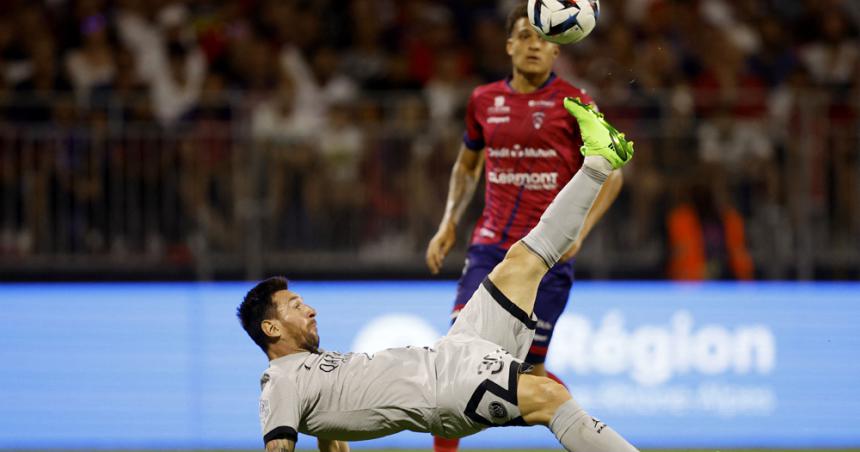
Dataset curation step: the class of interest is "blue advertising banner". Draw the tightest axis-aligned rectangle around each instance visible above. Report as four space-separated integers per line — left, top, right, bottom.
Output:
0 281 858 449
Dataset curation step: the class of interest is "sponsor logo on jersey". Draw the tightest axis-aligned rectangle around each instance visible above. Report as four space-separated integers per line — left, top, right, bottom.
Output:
487 116 510 124
528 99 556 108
487 145 558 159
319 351 350 372
487 170 559 190
532 111 545 129
488 95 510 114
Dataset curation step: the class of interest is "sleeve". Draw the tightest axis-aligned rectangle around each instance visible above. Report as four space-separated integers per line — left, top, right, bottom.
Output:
462 90 485 151
260 372 302 445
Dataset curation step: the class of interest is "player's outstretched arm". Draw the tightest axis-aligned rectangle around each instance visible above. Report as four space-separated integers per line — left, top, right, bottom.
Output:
317 438 350 452
265 438 295 452
426 144 485 274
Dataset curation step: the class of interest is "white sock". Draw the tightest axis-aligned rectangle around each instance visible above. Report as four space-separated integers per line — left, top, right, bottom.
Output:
521 156 612 267
550 399 639 452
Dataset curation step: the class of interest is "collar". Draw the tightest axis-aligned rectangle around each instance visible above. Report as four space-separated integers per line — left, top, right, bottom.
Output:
505 72 557 93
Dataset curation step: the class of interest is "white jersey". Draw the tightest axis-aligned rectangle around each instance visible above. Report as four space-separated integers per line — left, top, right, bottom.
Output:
258 279 537 445
260 346 439 442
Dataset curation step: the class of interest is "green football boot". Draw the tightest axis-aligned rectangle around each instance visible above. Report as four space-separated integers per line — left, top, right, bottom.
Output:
563 97 634 169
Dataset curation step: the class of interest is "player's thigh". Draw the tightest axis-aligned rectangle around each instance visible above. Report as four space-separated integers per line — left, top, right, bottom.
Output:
517 374 571 426
447 278 536 359
486 242 549 315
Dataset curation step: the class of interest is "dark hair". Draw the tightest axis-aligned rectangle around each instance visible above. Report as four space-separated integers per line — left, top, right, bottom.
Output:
237 276 289 354
506 2 529 37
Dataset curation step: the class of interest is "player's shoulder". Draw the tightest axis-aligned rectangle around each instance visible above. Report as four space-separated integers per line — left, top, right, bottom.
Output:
262 354 309 385
262 361 288 380
549 76 593 103
469 79 510 101
261 364 301 395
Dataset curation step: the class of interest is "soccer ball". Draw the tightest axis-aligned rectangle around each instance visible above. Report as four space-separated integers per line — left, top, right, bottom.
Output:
527 0 600 45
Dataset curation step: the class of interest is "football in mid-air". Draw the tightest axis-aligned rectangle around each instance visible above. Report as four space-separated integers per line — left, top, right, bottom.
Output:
527 0 599 45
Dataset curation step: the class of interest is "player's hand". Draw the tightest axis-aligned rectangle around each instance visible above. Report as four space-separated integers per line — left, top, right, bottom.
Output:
426 221 457 275
560 240 582 262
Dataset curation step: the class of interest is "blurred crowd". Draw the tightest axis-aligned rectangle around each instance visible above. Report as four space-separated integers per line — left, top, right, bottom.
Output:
0 0 858 279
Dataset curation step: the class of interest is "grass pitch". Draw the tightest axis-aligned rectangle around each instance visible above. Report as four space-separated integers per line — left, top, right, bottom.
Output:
16 449 860 452
23 449 860 452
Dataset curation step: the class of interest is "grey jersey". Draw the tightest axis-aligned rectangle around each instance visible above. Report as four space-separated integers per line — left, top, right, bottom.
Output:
258 279 536 444
259 346 440 442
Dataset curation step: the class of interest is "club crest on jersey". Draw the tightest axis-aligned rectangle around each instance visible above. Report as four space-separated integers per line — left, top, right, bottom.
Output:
532 111 545 129
488 95 510 114
489 401 508 419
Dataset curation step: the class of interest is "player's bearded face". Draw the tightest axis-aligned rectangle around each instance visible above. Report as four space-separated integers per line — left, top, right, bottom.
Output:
507 17 559 77
291 307 320 353
273 290 320 353
305 316 320 351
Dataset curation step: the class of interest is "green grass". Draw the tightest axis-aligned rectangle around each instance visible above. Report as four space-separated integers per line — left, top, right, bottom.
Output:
306 450 854 452
16 449 860 452
327 450 857 452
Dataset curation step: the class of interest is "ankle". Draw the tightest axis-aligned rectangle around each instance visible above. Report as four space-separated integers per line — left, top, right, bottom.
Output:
583 155 613 176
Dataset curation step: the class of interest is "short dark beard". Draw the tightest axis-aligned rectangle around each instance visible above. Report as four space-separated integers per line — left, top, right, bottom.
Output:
304 334 321 354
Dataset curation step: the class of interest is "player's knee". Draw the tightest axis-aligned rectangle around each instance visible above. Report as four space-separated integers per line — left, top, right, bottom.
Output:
518 374 571 426
498 242 547 278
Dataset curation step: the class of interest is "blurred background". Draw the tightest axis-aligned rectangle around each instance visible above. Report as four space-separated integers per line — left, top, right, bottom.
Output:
1 0 859 450
0 0 857 281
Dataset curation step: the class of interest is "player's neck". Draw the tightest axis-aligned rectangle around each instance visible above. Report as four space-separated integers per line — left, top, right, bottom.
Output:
267 342 310 360
510 70 551 94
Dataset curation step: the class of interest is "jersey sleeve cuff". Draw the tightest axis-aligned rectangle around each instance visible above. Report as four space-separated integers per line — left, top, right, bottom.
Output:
264 426 298 444
462 131 485 151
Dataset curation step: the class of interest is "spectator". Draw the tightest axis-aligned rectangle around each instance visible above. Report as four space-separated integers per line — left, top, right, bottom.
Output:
316 102 366 248
117 2 206 126
149 40 206 126
341 0 391 87
251 69 320 250
800 9 859 90
0 0 855 279
666 174 754 281
65 14 116 106
424 50 473 127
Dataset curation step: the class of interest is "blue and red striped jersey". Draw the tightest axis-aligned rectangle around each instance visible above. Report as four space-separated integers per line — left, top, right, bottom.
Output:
463 73 594 249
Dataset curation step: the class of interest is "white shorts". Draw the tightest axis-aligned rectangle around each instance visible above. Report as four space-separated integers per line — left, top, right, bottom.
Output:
433 278 537 438
447 277 537 359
